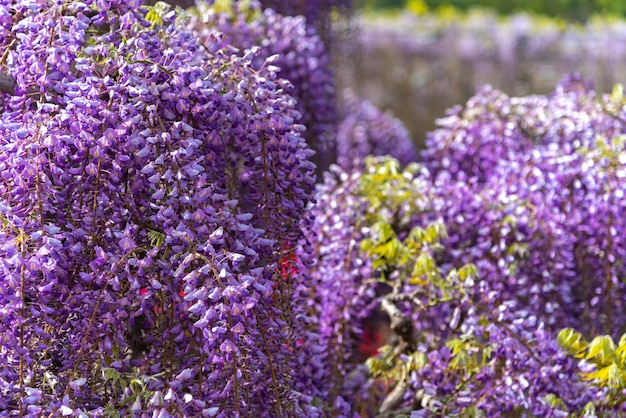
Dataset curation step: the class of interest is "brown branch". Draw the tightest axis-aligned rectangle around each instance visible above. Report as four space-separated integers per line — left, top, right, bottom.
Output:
377 294 418 414
381 296 416 355
378 375 408 414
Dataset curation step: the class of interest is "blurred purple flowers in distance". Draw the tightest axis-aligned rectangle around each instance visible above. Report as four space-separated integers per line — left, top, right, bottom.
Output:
337 89 418 169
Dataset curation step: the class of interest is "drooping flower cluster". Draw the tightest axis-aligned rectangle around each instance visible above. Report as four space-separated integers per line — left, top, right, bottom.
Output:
294 165 377 412
302 76 626 415
0 0 317 415
336 89 417 170
401 78 626 415
423 75 626 337
190 0 338 171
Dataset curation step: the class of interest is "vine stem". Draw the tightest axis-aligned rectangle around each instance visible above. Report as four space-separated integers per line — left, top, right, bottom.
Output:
19 234 25 418
90 157 102 244
255 312 283 416
64 250 138 396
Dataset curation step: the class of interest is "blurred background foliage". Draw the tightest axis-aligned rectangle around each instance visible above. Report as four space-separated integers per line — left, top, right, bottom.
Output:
363 0 626 21
336 0 626 148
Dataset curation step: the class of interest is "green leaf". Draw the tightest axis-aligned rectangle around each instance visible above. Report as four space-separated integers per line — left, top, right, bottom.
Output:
557 328 586 356
147 229 165 247
615 334 626 363
210 0 236 14
611 83 624 104
408 226 426 245
607 363 626 388
482 346 492 364
424 224 438 243
458 264 478 282
102 368 121 383
582 365 611 385
373 221 395 243
585 335 615 364
145 2 171 27
407 351 426 371
360 238 374 252
412 252 435 278
446 338 464 356
542 394 567 411
129 377 145 394
581 401 597 416
380 238 401 260
448 351 468 370
408 276 428 286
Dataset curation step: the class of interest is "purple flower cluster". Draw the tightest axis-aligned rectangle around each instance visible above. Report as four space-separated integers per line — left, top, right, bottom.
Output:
407 76 626 414
0 0 316 415
409 314 603 416
3 0 626 415
295 165 378 412
336 89 417 170
423 75 626 337
189 0 338 171
303 75 626 415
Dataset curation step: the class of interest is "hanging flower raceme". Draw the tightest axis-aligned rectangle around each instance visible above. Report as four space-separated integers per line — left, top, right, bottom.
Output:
190 0 338 172
0 0 317 415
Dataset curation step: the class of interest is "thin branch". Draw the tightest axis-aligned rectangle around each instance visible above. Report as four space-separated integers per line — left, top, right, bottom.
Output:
381 296 416 355
378 372 408 414
376 292 418 414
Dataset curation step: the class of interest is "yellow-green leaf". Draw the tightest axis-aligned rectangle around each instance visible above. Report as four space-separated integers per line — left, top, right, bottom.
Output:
586 335 615 364
557 328 586 356
458 263 478 282
542 394 567 411
581 401 596 416
607 363 626 388
408 351 426 371
446 339 464 356
611 83 624 104
582 365 611 384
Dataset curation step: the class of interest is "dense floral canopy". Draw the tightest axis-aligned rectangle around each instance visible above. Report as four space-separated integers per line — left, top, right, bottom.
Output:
2 0 626 416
